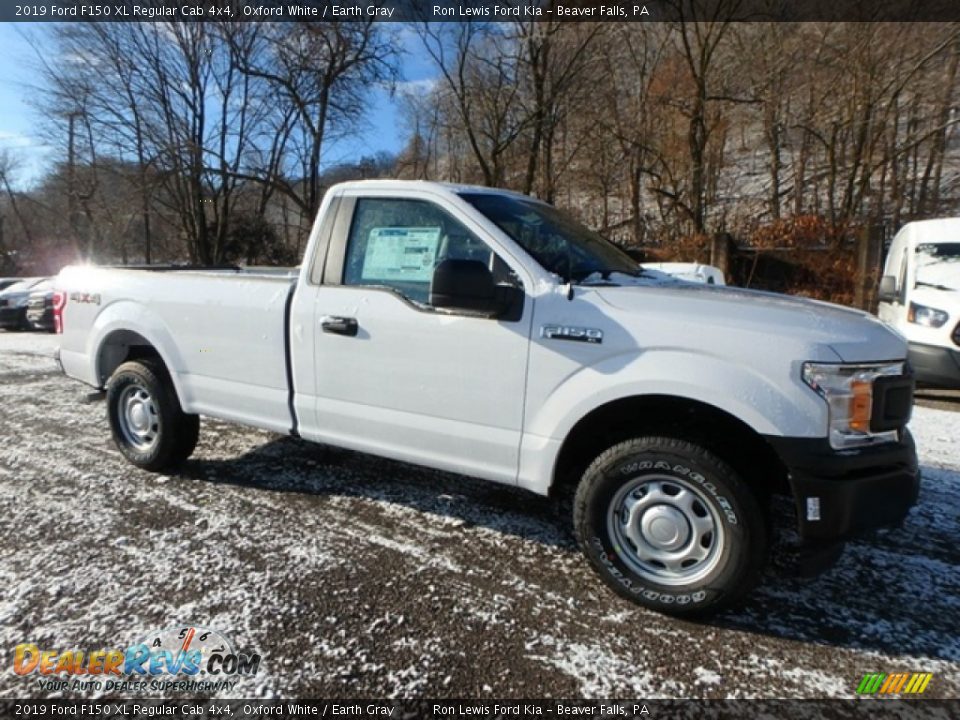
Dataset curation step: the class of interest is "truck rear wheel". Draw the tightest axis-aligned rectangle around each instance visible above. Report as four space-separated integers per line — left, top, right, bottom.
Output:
574 436 766 617
106 359 200 471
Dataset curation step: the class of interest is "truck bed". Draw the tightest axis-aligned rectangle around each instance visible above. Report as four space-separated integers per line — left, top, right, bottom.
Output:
58 266 299 434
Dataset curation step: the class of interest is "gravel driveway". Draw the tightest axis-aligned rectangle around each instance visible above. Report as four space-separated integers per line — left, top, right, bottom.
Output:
1 332 958 699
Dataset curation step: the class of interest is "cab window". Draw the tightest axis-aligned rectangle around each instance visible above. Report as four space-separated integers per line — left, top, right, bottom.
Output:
343 198 518 306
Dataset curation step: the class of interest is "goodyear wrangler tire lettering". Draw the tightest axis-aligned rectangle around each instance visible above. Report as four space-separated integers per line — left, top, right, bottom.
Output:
622 459 738 525
575 437 767 618
590 537 711 605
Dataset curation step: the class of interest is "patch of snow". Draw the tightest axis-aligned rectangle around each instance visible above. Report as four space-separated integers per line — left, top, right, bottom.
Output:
0 330 60 357
529 636 658 697
693 667 722 685
909 406 960 469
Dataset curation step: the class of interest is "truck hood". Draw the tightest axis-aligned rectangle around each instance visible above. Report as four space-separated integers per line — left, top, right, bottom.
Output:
593 282 907 363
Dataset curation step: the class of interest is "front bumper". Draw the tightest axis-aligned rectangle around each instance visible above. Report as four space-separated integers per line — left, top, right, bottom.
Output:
908 342 960 389
765 431 920 543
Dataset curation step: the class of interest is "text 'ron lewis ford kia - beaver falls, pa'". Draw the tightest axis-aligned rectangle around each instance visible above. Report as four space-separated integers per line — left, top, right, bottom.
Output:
53 180 920 617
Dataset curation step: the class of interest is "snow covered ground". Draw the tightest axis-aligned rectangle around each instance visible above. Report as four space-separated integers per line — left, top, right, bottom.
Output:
0 331 957 699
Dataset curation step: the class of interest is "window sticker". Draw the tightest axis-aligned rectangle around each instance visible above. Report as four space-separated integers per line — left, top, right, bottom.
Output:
361 227 441 282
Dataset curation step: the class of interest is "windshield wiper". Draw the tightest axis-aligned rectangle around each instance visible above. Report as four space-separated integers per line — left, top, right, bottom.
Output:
916 281 957 292
576 266 658 285
578 279 619 287
571 268 615 285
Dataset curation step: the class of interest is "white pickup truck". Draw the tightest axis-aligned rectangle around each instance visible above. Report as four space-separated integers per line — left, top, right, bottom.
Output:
56 181 919 616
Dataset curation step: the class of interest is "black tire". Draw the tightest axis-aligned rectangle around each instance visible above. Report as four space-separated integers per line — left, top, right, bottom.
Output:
574 436 767 617
106 359 200 471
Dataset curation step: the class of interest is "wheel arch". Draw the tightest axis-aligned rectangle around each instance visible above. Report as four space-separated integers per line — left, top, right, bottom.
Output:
95 328 185 405
549 394 789 504
85 299 187 401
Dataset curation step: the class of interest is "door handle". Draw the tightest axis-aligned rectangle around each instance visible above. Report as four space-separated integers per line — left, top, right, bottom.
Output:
321 316 358 337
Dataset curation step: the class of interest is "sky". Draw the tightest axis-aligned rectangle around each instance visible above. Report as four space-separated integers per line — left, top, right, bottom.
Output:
0 24 49 187
0 22 437 190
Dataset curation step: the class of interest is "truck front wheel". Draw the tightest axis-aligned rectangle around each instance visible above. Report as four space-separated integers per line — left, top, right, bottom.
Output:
574 436 766 617
106 359 200 471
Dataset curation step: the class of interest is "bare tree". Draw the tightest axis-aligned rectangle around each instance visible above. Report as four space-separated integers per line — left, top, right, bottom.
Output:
0 150 34 250
514 21 601 201
594 24 673 242
37 24 158 261
418 21 529 187
733 23 800 220
54 22 283 263
395 86 442 180
669 1 753 232
232 21 399 219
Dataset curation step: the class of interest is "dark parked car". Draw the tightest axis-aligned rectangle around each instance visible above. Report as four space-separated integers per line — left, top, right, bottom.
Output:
0 278 47 330
26 280 56 332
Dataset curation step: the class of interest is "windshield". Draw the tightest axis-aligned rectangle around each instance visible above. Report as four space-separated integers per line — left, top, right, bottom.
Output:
915 242 960 291
916 242 960 263
461 193 641 283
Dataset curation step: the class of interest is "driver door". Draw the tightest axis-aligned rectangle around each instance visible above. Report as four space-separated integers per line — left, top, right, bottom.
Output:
307 193 533 484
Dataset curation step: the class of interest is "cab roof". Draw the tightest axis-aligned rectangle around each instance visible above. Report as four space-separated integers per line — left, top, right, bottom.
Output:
328 179 539 201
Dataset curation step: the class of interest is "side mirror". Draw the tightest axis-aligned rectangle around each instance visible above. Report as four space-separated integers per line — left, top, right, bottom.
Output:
878 275 898 303
430 259 499 316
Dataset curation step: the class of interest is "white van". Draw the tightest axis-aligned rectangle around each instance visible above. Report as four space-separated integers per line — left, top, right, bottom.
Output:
878 218 960 388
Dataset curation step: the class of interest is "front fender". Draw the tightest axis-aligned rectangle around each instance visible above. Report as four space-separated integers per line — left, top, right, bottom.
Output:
527 348 827 442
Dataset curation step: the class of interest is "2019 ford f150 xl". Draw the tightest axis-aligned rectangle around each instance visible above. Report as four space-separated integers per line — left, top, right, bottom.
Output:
55 180 919 616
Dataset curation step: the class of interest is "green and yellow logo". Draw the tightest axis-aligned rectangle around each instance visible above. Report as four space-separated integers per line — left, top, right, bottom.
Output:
856 672 933 695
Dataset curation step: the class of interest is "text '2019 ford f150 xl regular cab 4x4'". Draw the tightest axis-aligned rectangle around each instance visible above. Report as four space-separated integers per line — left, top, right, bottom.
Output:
55 181 919 616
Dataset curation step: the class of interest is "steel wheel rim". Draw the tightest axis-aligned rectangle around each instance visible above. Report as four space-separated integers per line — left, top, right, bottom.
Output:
607 473 725 586
117 384 160 452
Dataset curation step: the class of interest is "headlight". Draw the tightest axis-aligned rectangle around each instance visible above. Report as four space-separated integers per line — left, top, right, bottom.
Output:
908 302 949 328
802 362 904 449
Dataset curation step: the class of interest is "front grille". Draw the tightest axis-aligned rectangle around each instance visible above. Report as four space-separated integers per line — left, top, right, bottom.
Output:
953 321 960 347
871 373 914 432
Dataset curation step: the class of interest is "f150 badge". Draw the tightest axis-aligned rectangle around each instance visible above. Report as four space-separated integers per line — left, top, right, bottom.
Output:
541 325 603 344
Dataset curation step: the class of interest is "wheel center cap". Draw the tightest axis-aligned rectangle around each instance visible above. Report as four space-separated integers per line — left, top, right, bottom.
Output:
129 402 148 432
641 505 690 551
